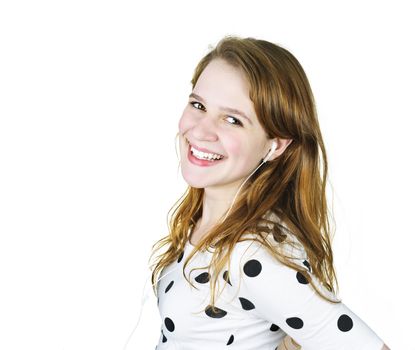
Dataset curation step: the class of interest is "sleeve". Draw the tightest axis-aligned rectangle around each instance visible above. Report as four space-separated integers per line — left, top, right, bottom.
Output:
234 239 385 350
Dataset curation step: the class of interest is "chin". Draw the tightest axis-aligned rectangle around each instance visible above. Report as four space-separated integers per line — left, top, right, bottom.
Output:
181 171 208 189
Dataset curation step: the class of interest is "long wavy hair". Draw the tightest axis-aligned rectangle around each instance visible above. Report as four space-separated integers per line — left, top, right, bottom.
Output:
149 36 339 309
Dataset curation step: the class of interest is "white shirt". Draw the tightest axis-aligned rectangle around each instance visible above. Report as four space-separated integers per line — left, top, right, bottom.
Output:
156 233 384 350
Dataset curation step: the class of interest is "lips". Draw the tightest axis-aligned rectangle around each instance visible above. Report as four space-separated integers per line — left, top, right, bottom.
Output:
187 143 225 167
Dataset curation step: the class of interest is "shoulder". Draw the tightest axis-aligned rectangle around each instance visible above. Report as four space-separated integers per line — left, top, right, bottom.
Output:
226 230 308 294
229 235 309 285
227 213 337 301
231 210 309 267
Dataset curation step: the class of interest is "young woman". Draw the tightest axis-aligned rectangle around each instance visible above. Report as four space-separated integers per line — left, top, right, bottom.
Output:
149 36 390 350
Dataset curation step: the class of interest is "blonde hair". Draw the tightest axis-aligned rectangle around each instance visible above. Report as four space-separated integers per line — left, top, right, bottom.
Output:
149 36 339 311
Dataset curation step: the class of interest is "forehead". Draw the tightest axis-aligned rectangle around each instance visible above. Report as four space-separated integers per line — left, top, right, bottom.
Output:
195 58 250 95
193 59 257 121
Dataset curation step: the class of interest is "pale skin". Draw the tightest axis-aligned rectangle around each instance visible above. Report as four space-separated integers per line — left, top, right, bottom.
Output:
179 59 390 350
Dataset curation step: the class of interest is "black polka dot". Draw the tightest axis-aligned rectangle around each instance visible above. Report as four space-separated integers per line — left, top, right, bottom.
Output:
303 260 311 272
165 280 174 293
177 251 184 263
164 317 175 332
337 314 353 332
161 329 167 343
296 271 309 284
205 305 227 318
223 270 232 286
239 297 256 310
226 334 234 345
286 317 304 329
270 323 280 332
195 272 210 283
243 259 262 277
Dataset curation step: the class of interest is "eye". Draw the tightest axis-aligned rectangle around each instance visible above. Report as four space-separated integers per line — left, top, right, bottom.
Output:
225 116 243 127
189 101 205 111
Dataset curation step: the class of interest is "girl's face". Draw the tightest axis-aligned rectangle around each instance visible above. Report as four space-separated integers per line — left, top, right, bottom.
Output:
178 58 272 192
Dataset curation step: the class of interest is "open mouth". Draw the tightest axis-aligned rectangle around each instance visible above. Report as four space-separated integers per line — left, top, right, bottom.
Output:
186 140 225 163
190 145 224 161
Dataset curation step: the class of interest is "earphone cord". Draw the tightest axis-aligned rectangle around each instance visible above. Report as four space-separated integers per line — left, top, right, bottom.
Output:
122 268 150 350
221 156 268 224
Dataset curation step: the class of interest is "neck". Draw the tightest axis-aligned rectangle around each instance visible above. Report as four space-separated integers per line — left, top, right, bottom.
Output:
196 182 242 230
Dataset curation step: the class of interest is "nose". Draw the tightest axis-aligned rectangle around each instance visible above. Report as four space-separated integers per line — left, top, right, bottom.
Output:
190 116 219 142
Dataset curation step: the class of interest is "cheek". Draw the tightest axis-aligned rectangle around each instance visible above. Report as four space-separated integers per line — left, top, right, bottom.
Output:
224 138 246 157
226 138 261 166
178 110 193 134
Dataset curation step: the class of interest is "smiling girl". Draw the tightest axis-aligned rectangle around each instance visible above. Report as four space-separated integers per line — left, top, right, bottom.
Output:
149 36 389 350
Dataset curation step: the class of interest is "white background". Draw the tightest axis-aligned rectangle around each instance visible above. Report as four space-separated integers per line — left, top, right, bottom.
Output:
0 1 413 349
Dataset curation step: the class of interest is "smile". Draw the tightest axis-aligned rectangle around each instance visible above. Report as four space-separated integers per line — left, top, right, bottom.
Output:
190 145 224 161
187 142 226 167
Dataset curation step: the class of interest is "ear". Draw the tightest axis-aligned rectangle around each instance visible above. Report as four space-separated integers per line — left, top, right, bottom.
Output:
268 138 293 161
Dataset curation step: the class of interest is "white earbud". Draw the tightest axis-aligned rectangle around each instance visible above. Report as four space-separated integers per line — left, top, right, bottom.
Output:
263 141 277 163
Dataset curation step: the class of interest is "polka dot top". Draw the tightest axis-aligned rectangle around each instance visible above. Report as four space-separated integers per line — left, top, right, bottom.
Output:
155 232 383 350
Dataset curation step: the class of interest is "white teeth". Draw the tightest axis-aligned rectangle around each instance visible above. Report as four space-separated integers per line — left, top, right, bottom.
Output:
190 146 224 161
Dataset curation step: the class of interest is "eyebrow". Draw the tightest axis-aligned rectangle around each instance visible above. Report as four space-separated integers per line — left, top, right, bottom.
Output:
189 92 252 125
